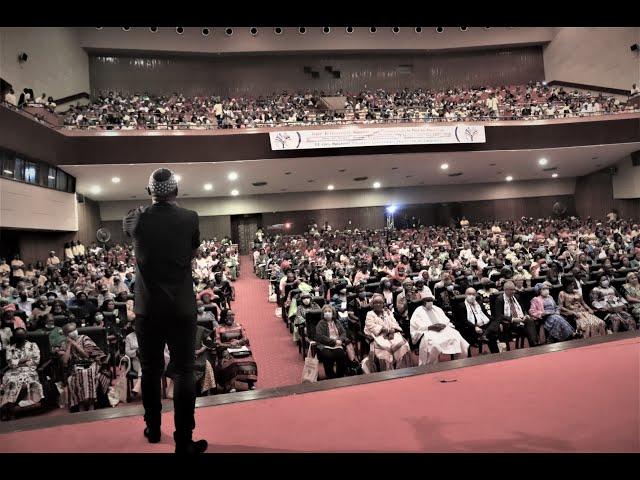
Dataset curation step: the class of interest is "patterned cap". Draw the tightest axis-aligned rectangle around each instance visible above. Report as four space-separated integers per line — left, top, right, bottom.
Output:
148 168 178 197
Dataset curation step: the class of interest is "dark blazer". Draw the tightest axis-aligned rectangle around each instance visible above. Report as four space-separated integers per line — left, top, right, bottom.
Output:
123 202 200 317
493 293 525 323
316 319 349 349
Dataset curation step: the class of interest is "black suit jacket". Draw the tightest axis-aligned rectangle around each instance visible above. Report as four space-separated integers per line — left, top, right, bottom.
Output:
123 202 199 317
493 294 524 323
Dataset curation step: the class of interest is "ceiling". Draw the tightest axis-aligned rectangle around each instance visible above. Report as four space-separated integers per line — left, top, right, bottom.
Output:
61 143 639 202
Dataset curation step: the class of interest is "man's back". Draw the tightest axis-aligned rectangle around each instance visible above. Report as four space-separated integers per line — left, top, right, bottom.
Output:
124 202 199 316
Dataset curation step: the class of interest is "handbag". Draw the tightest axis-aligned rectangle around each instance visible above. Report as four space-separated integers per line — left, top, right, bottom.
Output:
114 356 131 404
301 345 319 383
275 307 282 317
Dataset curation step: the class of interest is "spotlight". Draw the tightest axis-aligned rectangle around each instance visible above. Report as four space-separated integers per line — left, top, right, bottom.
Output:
298 27 306 34
436 27 444 33
373 182 381 189
274 27 283 35
250 27 258 36
327 185 334 190
440 163 449 170
227 172 238 181
369 26 377 33
204 183 213 191
386 205 398 214
111 177 120 183
285 222 292 229
506 176 513 182
231 189 239 196
538 158 548 166
323 27 331 34
225 28 233 36
201 28 210 36
176 27 184 35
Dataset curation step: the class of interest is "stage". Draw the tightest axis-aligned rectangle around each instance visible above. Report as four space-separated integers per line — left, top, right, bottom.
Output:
1 332 637 453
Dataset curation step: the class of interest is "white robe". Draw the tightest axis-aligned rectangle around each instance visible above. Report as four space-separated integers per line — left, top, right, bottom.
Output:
410 305 470 366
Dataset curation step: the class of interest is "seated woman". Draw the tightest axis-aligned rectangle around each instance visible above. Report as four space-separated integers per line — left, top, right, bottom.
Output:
622 272 640 322
167 325 216 396
214 310 257 393
293 292 321 343
410 296 470 365
364 294 414 371
60 322 111 412
50 300 75 326
590 276 636 332
529 283 579 342
35 313 66 354
315 305 352 379
115 291 135 321
0 328 44 420
69 291 97 326
558 280 606 338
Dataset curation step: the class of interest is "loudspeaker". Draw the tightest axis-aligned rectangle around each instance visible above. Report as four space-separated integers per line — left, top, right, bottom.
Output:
632 151 640 167
76 193 85 203
631 43 639 52
17 52 28 62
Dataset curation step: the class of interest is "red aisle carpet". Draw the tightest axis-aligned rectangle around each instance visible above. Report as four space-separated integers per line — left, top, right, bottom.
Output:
225 256 302 389
2 337 637 452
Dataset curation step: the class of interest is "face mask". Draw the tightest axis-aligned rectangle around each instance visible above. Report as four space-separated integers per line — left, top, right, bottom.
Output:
323 312 333 320
447 285 454 292
68 330 79 340
466 295 476 303
541 289 550 297
45 324 55 330
383 283 391 289
601 280 609 288
302 298 311 305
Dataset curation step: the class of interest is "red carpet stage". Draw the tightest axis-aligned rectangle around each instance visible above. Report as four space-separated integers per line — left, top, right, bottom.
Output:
1 336 637 453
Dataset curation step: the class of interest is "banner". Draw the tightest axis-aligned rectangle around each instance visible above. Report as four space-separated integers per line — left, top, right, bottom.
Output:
269 124 486 150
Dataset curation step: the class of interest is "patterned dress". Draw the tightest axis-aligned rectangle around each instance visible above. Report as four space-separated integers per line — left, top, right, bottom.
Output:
623 283 640 322
590 286 637 332
66 335 110 408
214 324 258 391
558 291 606 338
540 296 575 341
1 341 44 407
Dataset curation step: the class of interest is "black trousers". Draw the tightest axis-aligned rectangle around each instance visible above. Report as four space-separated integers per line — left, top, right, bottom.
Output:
135 311 196 443
318 347 347 379
468 320 500 354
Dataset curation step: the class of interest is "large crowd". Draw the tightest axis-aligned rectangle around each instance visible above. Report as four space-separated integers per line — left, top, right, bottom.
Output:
0 237 252 421
253 216 639 379
5 81 628 130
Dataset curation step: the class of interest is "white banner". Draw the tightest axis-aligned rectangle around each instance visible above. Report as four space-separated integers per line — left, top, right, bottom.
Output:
269 124 486 150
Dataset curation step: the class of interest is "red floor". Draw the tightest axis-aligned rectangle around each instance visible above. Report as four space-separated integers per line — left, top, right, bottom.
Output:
2 337 637 453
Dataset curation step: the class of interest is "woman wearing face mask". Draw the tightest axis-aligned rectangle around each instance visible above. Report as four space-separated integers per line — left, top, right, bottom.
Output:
61 322 110 412
529 284 579 342
410 296 470 365
315 305 351 379
294 292 320 343
36 314 66 354
0 328 44 420
590 276 636 333
558 281 606 338
214 310 257 392
364 294 414 372
622 272 640 322
379 279 395 309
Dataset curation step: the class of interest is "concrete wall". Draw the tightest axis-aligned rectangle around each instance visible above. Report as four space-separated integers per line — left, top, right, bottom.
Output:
0 177 78 231
543 27 640 91
0 27 90 99
99 178 576 220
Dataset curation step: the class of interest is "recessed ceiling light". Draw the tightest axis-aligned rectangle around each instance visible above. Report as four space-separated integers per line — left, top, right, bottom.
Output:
505 176 514 182
373 182 381 189
284 171 292 175
175 175 182 182
227 172 238 181
204 183 213 191
327 185 334 190
552 173 559 178
538 158 548 166
48 175 55 180
3 169 13 175
391 167 398 170
111 177 120 183
230 189 239 196
90 185 101 194
440 163 449 170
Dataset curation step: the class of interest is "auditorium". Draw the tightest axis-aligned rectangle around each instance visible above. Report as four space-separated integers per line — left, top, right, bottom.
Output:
0 26 639 454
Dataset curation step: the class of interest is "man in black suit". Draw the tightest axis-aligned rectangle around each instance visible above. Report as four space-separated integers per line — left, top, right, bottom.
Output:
459 287 500 353
494 280 539 347
123 168 207 454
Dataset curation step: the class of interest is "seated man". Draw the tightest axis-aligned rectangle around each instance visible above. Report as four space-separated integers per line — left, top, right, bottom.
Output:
364 294 414 371
214 310 257 393
410 296 470 365
462 287 500 353
60 322 111 412
494 281 539 347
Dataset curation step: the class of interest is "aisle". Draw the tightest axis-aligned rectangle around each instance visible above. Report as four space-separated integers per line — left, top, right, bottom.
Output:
230 256 302 389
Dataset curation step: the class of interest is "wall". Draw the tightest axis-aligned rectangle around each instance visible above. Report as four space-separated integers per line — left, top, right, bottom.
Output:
99 178 577 220
76 197 101 245
78 27 554 56
543 27 640 91
575 169 640 220
612 154 640 199
88 47 544 98
0 27 90 99
0 177 78 231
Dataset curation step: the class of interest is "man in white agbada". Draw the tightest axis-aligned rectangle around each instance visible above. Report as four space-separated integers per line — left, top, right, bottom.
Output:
410 297 470 365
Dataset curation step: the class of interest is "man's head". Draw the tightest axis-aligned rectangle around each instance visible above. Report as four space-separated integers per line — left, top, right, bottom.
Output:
147 168 178 200
503 281 516 297
465 287 477 303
